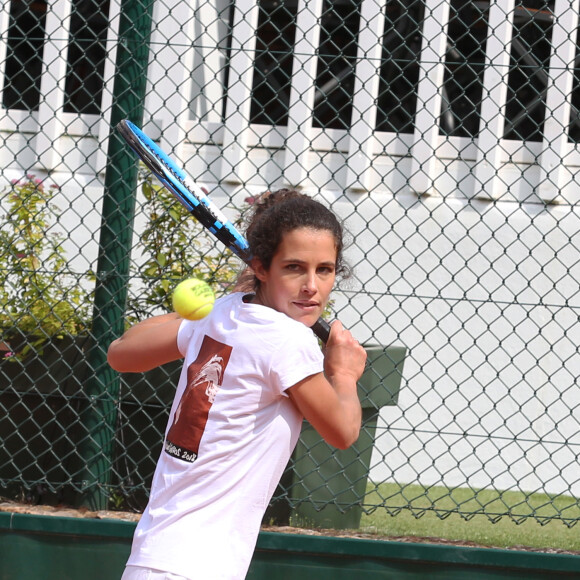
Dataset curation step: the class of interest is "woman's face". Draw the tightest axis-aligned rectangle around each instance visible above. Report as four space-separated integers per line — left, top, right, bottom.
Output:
252 227 337 328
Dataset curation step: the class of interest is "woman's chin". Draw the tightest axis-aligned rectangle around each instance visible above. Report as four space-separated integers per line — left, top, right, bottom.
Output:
295 311 322 329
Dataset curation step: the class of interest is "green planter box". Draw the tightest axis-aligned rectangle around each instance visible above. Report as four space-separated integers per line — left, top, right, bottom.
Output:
0 337 92 502
0 338 177 507
265 345 407 529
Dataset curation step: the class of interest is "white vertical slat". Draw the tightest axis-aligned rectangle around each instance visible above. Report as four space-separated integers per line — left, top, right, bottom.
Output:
409 0 451 196
37 0 72 171
282 0 324 187
189 0 227 126
95 0 121 175
346 0 385 192
0 2 11 121
220 0 260 184
473 0 515 200
538 0 579 202
145 0 196 158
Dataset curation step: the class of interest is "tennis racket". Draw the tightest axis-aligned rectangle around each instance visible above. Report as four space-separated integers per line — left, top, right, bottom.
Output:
116 119 331 343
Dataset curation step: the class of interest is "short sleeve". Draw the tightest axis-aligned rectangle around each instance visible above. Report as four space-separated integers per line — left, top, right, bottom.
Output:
176 319 198 356
269 327 324 395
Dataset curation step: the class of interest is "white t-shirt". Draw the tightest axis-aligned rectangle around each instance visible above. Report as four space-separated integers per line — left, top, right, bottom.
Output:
125 293 324 579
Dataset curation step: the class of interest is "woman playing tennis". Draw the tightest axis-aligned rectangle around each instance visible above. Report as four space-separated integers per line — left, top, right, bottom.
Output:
108 189 367 580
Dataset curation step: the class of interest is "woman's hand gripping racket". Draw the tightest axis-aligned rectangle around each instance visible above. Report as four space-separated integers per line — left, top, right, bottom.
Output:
117 119 332 343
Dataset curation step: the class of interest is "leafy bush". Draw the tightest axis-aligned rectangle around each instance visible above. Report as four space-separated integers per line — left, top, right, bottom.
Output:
0 176 92 357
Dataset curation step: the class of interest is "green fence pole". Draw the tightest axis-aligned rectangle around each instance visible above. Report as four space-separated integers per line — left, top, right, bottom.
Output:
80 0 154 510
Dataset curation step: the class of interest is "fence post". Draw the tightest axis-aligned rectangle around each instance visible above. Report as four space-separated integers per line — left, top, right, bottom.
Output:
80 0 154 510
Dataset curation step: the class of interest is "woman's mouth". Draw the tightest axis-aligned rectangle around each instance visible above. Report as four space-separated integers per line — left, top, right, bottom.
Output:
293 300 319 312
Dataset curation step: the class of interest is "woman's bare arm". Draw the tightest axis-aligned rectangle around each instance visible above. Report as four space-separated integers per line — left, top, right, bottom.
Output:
287 321 367 449
107 313 184 373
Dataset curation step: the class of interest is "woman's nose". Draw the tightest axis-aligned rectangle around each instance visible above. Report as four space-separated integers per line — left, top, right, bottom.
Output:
302 271 317 293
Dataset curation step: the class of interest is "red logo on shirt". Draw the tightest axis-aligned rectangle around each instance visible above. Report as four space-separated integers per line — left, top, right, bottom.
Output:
165 335 232 462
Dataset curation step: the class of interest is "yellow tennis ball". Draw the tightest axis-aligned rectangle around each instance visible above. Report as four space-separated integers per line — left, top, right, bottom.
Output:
172 279 215 320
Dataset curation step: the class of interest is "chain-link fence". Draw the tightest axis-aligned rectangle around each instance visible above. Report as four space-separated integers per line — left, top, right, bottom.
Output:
1 0 579 532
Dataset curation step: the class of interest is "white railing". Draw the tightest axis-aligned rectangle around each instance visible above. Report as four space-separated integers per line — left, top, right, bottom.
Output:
1 0 578 204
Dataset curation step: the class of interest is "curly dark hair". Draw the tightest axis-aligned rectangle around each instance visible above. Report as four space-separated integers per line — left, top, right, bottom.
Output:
239 189 349 290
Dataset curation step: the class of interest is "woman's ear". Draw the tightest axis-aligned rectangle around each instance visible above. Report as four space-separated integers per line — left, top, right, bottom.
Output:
251 257 267 283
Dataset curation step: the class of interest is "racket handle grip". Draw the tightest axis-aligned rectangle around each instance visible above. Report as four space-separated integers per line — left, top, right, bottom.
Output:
311 318 331 343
